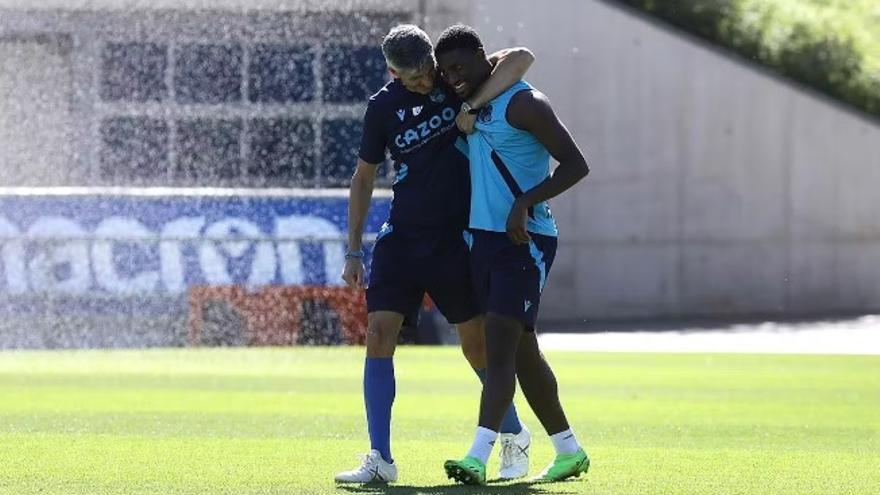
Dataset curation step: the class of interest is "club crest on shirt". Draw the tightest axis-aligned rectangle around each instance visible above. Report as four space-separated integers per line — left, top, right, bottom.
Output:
478 105 493 124
412 105 423 116
429 88 446 103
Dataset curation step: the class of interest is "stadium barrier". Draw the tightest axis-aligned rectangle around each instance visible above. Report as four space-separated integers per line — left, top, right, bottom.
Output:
188 285 368 346
187 286 452 347
0 188 391 348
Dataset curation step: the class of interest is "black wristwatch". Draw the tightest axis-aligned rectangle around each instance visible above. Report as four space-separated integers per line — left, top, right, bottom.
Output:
461 101 480 115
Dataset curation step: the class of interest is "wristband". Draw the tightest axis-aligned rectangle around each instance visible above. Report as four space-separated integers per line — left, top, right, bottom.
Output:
344 250 364 260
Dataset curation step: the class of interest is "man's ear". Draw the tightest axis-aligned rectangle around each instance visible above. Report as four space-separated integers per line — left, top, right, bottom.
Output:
388 67 400 79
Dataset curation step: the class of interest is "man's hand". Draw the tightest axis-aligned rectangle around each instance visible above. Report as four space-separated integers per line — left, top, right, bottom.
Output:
506 199 531 245
456 108 477 134
342 257 366 288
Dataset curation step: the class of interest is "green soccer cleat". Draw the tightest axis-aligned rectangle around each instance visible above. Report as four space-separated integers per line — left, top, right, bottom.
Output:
444 456 487 485
531 448 590 483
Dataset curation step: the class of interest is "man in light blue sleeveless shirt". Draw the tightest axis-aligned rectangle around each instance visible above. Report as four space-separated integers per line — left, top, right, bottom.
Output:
436 25 592 485
465 79 560 239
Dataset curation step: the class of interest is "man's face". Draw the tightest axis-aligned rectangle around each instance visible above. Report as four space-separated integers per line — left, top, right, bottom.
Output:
390 65 436 95
437 48 485 100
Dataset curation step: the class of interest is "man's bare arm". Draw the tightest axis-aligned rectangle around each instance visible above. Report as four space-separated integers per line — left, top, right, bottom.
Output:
343 159 380 287
469 47 535 108
456 47 535 133
504 90 590 244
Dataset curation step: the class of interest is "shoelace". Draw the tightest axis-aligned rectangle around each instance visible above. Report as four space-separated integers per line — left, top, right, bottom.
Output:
499 438 517 468
355 453 379 472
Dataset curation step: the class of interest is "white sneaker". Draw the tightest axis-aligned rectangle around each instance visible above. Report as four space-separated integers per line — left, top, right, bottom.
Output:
498 424 531 480
334 450 398 483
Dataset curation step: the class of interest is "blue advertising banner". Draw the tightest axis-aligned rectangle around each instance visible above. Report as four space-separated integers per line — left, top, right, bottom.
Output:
0 189 390 298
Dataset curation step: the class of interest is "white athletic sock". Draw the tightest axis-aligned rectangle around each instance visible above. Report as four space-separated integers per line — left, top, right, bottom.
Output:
466 426 498 464
550 428 581 455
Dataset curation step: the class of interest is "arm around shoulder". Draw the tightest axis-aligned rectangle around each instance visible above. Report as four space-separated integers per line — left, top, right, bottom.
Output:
468 47 536 108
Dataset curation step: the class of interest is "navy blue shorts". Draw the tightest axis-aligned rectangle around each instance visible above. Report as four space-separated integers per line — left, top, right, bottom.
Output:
466 229 558 331
366 227 481 325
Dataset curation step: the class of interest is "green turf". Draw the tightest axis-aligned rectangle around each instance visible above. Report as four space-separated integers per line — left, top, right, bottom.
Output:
0 348 878 494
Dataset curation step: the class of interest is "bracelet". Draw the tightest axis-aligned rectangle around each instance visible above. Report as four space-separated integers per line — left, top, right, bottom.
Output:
344 250 364 260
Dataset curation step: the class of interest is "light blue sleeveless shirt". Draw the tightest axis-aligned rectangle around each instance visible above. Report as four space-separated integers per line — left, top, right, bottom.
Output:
467 80 558 237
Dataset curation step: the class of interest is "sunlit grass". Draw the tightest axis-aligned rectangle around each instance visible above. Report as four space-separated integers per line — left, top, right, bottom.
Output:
0 348 877 494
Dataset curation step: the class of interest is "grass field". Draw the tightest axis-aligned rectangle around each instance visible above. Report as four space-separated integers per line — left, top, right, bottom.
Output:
0 347 878 494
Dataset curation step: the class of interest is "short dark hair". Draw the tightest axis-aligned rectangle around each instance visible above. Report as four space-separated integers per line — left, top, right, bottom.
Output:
435 24 484 57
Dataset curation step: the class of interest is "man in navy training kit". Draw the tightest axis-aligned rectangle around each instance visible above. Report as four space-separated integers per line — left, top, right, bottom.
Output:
435 24 592 485
336 24 536 484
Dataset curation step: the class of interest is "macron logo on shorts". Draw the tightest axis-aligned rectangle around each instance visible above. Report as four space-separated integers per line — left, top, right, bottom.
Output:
524 300 533 313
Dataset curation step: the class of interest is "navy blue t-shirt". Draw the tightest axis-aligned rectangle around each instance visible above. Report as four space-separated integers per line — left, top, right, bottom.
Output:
358 78 468 232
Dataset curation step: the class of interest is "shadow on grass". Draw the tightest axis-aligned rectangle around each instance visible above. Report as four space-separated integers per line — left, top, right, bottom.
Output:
337 479 581 495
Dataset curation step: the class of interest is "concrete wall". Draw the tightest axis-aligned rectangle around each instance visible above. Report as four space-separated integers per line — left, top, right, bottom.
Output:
459 0 880 321
0 38 74 185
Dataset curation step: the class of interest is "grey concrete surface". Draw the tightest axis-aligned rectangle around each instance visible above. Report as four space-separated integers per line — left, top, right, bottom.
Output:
538 314 880 355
